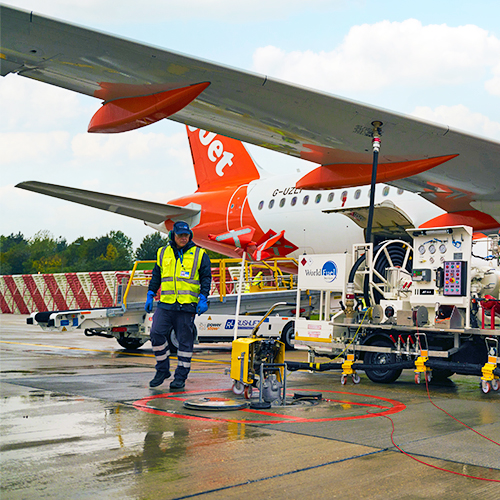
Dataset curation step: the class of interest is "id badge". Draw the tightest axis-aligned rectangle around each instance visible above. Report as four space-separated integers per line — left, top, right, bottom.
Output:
180 270 190 278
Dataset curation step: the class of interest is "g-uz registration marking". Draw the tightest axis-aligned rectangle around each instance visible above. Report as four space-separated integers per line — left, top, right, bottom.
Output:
272 187 303 196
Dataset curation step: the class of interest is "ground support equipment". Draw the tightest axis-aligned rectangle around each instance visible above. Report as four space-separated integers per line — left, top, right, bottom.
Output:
480 337 499 393
230 302 287 401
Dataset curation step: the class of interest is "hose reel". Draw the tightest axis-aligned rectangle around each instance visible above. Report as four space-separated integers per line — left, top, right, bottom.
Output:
349 239 413 306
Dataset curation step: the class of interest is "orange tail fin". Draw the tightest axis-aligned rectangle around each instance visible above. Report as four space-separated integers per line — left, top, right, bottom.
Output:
187 126 260 191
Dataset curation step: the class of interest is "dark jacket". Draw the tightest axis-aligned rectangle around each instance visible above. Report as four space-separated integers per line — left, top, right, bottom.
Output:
148 240 212 313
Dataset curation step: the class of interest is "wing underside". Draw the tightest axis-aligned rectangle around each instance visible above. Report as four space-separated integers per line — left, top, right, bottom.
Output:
16 181 200 225
1 5 499 226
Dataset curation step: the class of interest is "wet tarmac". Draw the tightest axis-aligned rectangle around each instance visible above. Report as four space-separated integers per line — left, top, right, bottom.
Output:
1 314 499 499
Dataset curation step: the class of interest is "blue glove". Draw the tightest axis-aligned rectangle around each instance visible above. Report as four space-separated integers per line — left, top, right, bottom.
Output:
145 290 156 313
196 294 208 315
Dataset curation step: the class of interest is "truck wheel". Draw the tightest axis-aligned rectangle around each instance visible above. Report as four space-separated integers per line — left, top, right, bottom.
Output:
117 337 146 350
364 339 402 384
281 322 295 350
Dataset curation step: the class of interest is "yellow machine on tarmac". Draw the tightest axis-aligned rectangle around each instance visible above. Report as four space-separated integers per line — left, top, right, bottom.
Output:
230 303 286 402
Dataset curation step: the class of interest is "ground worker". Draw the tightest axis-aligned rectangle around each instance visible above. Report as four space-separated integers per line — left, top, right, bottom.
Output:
145 221 212 390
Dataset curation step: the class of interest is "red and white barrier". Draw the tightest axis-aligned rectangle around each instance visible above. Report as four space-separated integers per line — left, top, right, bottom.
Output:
0 271 149 314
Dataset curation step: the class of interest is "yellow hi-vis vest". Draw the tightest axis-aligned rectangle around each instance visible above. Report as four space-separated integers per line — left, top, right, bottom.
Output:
157 244 205 305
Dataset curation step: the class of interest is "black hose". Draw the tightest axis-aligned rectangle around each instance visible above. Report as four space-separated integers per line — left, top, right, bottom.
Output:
348 253 366 284
363 241 412 306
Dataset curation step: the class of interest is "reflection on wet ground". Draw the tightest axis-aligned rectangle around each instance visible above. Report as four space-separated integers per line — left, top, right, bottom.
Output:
1 315 499 499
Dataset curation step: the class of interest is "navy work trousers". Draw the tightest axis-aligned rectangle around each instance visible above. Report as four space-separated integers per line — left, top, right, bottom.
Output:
150 307 195 382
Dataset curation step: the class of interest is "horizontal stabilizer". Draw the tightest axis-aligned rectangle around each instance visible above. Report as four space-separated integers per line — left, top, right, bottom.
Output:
16 181 200 224
208 226 256 249
252 230 298 261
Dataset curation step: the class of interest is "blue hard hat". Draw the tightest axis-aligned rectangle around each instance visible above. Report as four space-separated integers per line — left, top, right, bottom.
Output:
173 221 191 235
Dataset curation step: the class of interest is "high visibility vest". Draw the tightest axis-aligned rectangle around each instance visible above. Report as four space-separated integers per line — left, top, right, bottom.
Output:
157 245 205 305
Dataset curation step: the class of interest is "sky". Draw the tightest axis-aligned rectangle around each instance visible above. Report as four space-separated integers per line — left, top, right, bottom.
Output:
1 0 500 249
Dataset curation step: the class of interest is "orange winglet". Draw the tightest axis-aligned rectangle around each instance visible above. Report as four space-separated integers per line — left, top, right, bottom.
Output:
420 211 500 232
88 82 210 133
295 154 458 190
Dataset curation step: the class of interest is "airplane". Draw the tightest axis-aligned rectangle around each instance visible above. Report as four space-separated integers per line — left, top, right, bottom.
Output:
1 5 500 260
16 125 451 259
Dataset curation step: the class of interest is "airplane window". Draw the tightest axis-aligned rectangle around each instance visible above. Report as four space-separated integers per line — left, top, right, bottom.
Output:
291 196 297 206
258 201 264 210
279 198 286 208
327 192 334 202
269 199 275 209
354 189 361 200
303 195 309 205
315 194 321 204
397 188 404 195
341 191 348 204
383 186 390 196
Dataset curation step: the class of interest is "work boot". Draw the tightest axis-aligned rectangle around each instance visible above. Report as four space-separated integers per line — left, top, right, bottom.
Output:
169 378 185 390
149 370 171 388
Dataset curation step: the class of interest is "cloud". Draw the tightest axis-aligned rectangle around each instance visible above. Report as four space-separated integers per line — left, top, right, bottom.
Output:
0 131 71 164
485 63 500 96
70 130 194 182
253 19 500 94
411 104 500 141
0 76 92 132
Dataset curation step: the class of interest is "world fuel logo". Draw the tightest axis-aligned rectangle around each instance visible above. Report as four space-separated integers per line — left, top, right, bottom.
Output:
322 261 338 283
302 258 338 283
188 126 234 177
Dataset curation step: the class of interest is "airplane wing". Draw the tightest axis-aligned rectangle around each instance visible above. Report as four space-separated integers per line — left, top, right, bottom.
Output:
16 181 200 224
1 5 499 227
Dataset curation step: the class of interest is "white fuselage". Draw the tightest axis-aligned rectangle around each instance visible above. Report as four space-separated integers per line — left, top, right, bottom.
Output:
244 173 445 257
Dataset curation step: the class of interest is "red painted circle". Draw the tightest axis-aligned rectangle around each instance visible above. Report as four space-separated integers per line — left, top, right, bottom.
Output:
133 388 406 424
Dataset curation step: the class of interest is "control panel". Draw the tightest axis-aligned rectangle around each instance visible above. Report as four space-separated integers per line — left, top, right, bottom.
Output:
443 261 467 296
407 225 472 309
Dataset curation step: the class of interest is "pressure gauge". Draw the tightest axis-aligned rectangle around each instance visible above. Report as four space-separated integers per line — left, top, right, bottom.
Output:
418 245 426 255
439 243 447 253
429 244 436 254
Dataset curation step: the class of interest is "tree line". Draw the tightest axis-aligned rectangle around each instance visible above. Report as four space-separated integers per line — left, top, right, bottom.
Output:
0 230 225 275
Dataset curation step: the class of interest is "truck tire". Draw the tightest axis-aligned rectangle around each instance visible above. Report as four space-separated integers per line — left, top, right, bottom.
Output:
364 339 402 384
281 321 295 350
117 337 146 350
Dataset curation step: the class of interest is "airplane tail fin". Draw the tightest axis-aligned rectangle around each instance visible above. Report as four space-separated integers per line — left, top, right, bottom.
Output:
187 126 261 191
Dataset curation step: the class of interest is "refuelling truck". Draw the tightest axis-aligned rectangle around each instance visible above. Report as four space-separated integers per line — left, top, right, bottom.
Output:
292 226 500 393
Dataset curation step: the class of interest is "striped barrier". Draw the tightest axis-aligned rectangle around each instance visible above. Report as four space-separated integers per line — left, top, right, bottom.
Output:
0 270 151 314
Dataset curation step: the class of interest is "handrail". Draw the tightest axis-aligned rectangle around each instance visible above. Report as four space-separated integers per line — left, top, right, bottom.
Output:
121 257 298 307
121 260 155 308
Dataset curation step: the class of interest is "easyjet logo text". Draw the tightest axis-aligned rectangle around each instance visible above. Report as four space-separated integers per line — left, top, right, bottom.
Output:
188 126 234 177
